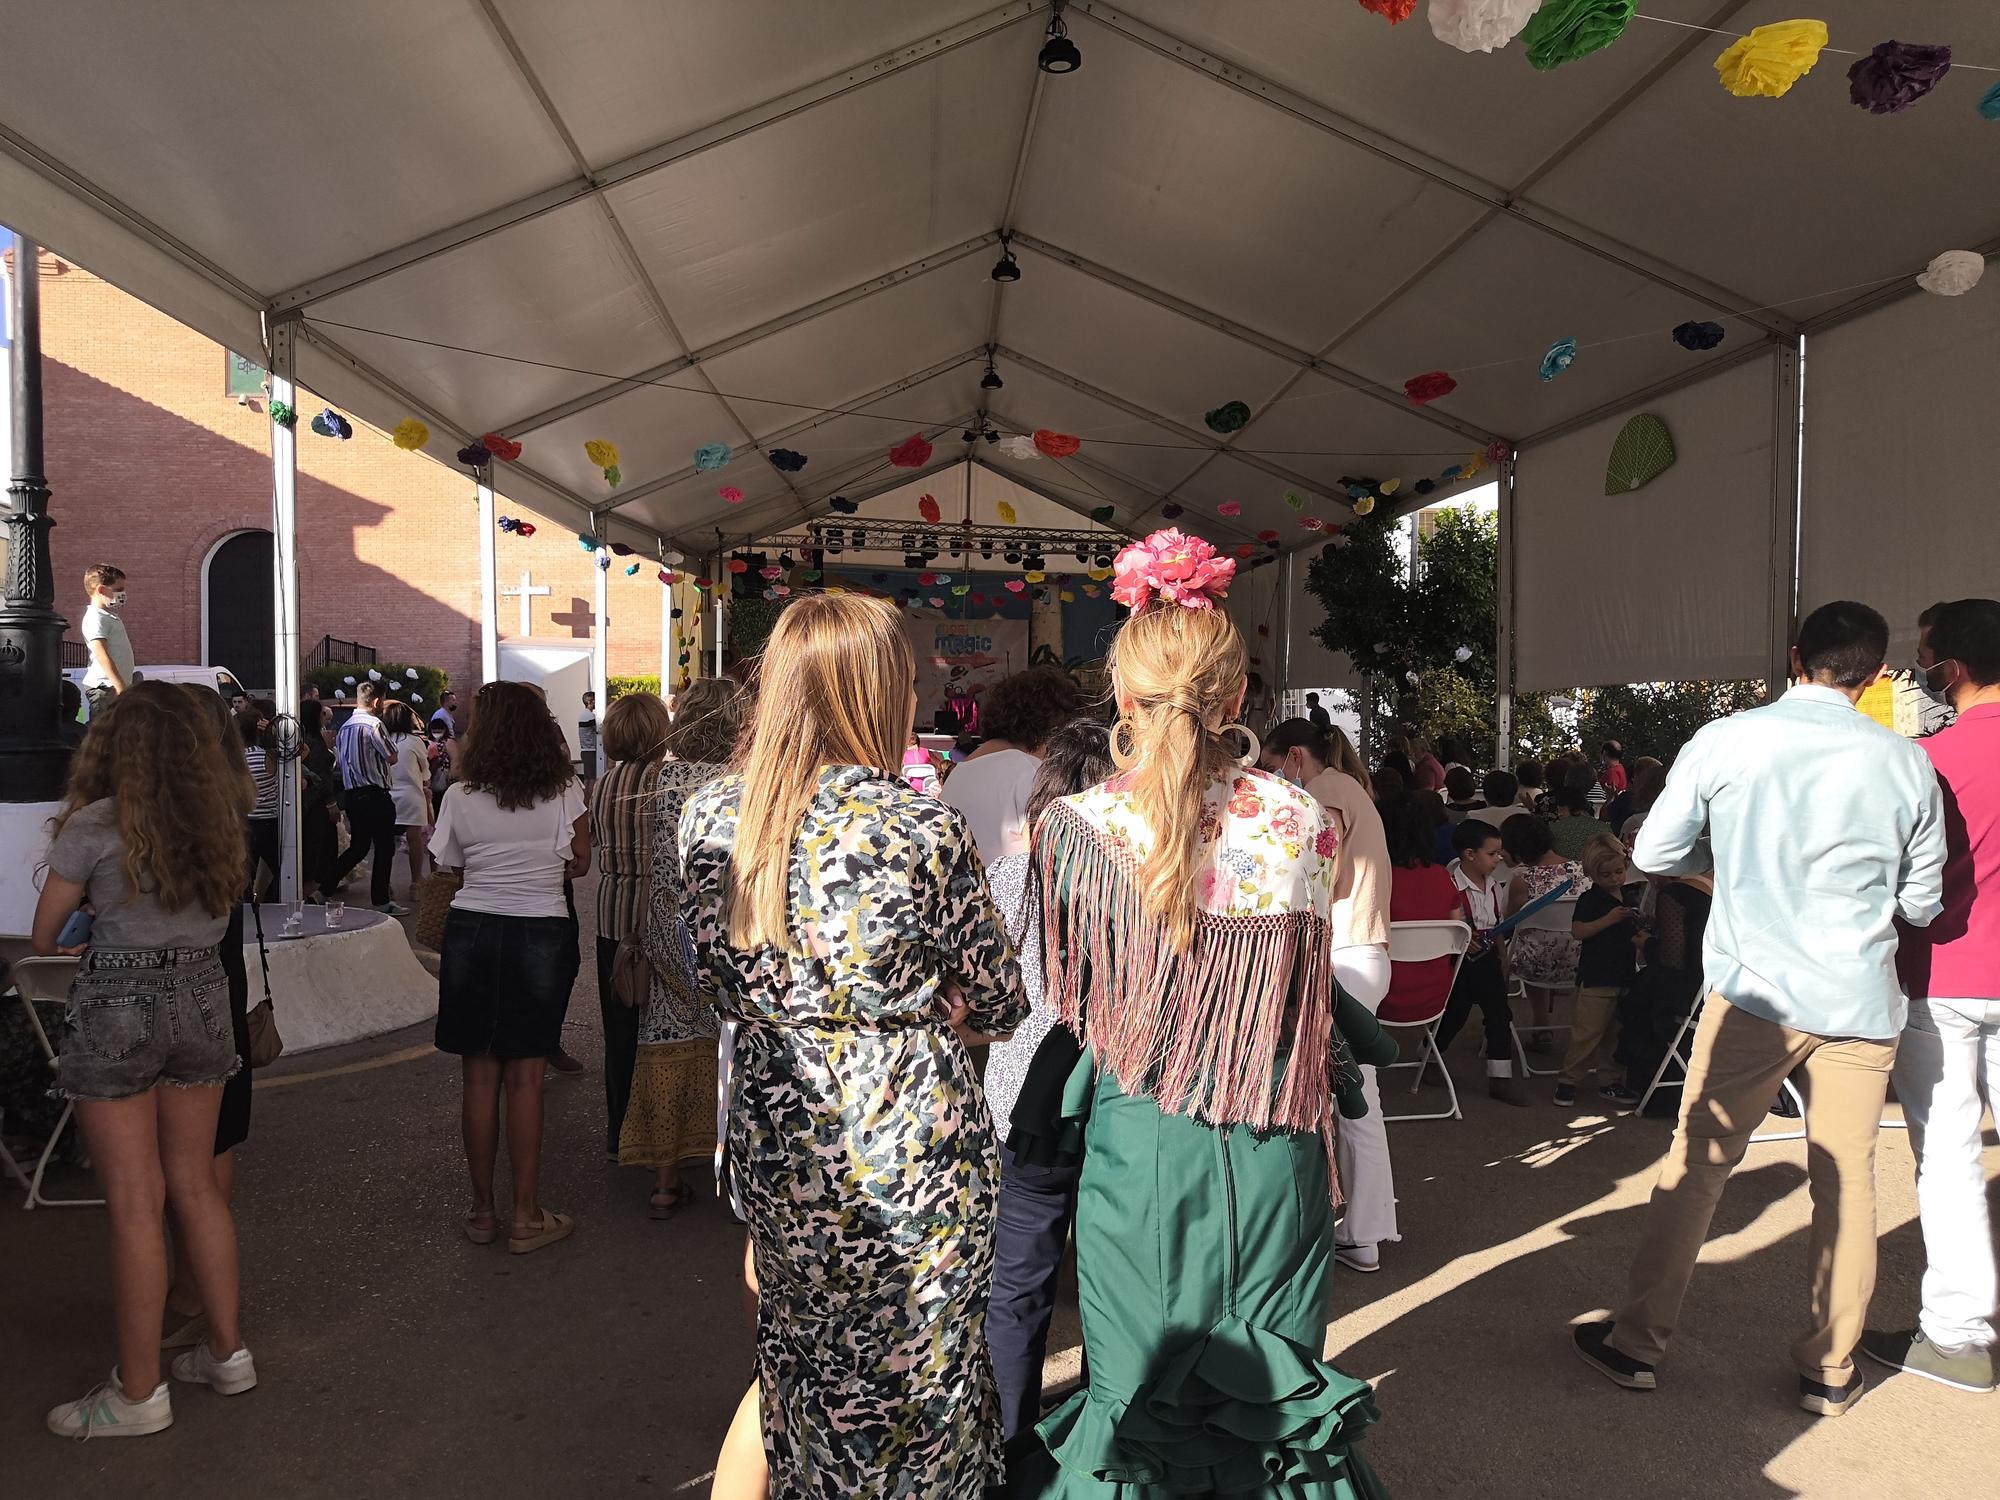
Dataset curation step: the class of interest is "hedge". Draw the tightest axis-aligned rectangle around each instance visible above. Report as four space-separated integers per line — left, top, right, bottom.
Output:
609 675 661 700
306 661 450 712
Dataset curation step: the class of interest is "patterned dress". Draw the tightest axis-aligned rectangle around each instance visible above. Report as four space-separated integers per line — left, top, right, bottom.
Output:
1509 858 1585 987
679 764 1027 1498
618 759 726 1169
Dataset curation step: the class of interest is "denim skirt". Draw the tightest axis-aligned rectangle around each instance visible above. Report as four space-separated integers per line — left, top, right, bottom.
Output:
434 907 580 1060
56 944 237 1101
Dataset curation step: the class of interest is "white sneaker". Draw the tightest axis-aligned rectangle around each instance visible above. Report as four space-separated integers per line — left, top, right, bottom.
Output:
171 1341 258 1395
1335 1242 1382 1274
47 1371 173 1438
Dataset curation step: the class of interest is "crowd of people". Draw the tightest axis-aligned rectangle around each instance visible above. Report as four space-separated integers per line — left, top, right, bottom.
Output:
17 538 2000 1491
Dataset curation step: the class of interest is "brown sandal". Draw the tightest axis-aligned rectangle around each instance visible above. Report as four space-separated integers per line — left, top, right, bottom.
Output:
463 1210 498 1246
649 1184 692 1221
508 1208 575 1254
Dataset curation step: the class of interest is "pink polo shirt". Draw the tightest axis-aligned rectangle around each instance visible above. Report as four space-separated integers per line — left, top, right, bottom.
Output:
1901 703 2000 1002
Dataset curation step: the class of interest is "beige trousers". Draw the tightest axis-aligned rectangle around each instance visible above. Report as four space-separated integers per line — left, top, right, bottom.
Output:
1560 985 1622 1085
1609 995 1897 1381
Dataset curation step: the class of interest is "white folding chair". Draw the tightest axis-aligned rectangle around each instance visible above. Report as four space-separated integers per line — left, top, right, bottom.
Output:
1379 919 1473 1123
8 956 101 1210
1507 895 1579 1076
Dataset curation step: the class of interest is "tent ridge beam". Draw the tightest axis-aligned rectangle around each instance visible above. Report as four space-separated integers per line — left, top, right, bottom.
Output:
1008 232 1494 445
1075 2 1792 338
992 345 1350 504
266 1 1043 311
598 350 987 515
501 234 999 435
1797 235 2000 338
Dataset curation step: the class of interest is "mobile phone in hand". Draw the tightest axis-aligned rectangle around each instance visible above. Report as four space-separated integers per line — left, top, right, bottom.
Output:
57 908 94 948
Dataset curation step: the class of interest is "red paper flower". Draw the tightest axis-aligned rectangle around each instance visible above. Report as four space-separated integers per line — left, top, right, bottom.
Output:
918 494 941 524
759 565 782 580
1033 429 1082 459
726 559 748 575
1357 0 1416 22
890 433 933 468
657 569 674 584
1405 371 1458 406
919 572 937 587
720 485 745 504
480 433 523 463
514 522 535 537
1217 499 1243 517
1004 579 1027 594
1257 529 1280 543
1111 528 1236 613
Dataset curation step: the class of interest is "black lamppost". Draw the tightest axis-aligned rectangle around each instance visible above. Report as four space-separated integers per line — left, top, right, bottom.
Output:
0 233 72 802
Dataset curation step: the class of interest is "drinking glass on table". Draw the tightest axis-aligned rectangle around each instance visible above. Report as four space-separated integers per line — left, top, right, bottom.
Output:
325 898 345 927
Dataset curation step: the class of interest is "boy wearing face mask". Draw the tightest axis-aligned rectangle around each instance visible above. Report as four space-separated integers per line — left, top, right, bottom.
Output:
80 563 135 717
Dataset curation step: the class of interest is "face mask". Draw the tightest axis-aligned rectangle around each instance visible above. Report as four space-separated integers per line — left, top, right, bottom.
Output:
109 591 127 607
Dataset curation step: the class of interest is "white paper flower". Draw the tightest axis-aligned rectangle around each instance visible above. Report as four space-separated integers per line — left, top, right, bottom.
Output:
343 675 355 685
367 668 382 682
411 693 423 704
1405 671 1419 684
405 667 419 680
996 434 1042 461
1373 642 1390 654
1455 645 1474 662
1917 249 1986 297
335 688 347 699
1428 0 1540 54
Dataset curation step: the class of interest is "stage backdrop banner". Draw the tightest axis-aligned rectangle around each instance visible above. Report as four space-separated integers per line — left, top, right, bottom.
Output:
910 616 1028 733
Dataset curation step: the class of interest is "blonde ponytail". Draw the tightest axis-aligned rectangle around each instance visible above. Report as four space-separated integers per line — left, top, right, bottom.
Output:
1108 606 1249 952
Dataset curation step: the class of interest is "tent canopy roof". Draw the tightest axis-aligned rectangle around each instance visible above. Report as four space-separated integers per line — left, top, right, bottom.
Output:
3 0 1994 555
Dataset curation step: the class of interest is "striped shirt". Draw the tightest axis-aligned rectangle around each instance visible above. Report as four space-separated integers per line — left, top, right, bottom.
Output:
589 758 658 941
334 709 392 792
245 746 279 819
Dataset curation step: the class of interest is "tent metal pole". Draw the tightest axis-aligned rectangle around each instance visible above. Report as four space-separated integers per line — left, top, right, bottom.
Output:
476 469 498 684
1494 454 1518 769
592 543 610 713
1765 341 1803 702
1278 551 1296 706
266 313 303 903
711 543 726 679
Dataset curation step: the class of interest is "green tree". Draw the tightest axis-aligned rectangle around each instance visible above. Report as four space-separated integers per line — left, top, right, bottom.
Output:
1577 680 1765 765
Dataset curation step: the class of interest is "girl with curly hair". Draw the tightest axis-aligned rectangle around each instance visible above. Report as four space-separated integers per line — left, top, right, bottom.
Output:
33 681 258 1438
429 681 590 1253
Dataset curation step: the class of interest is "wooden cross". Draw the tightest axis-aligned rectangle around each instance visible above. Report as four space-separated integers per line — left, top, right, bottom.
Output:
500 568 551 636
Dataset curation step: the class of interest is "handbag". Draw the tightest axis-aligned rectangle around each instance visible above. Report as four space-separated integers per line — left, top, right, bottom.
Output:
609 763 658 1008
245 899 285 1069
411 869 463 950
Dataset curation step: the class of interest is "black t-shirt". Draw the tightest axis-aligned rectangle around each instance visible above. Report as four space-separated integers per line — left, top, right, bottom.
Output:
1575 885 1638 989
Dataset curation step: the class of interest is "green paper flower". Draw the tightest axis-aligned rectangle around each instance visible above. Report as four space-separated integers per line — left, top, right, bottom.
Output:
269 401 296 429
1521 0 1635 71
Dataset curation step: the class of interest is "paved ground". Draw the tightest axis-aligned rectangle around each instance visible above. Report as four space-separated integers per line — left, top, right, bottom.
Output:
7 870 1998 1497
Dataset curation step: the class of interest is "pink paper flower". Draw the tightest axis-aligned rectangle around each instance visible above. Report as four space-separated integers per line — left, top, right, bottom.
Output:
720 485 745 504
1110 527 1236 612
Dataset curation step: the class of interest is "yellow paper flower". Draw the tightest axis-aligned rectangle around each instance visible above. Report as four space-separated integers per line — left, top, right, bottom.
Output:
1025 571 1046 584
1715 19 1828 99
1380 477 1402 496
584 439 620 470
1353 496 1377 516
392 417 429 451
1060 590 1076 603
996 500 1018 525
1462 449 1490 477
1087 566 1113 582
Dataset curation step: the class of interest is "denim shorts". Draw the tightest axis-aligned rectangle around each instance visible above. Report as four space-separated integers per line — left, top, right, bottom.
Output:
56 945 239 1101
434 908 580 1060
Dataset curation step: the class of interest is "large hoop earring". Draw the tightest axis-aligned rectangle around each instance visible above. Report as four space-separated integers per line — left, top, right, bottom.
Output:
1110 718 1139 769
1220 721 1260 768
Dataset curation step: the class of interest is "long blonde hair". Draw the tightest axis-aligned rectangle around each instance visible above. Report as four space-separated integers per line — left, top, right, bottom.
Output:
51 681 251 918
728 593 914 950
1108 605 1248 952
1326 725 1372 796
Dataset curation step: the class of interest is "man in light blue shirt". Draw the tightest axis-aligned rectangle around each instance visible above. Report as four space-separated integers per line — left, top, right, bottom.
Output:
1574 602 1946 1420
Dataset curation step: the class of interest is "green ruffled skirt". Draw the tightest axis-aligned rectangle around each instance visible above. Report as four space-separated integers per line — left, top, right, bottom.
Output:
1006 1061 1388 1498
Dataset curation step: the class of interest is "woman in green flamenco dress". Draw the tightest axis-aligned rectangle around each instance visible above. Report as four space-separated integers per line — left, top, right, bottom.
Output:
1006 527 1391 1499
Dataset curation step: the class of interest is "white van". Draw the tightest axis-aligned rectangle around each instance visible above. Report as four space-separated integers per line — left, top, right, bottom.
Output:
64 663 252 720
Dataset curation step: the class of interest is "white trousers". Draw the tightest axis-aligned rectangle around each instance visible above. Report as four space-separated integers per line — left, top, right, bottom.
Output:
1894 998 2000 1352
1332 946 1398 1248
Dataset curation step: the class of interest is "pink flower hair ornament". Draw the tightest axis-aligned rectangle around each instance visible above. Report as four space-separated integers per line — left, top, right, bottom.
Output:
1111 527 1236 613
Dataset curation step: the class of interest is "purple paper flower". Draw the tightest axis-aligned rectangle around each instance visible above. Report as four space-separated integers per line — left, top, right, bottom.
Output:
455 442 492 468
1848 41 1952 116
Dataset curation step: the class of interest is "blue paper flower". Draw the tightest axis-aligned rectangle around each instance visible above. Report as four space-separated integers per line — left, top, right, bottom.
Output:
694 443 732 471
1672 320 1727 352
597 552 612 571
310 408 353 439
1983 80 2000 120
768 447 808 473
455 442 491 468
624 563 641 576
1539 337 1577 382
498 516 516 532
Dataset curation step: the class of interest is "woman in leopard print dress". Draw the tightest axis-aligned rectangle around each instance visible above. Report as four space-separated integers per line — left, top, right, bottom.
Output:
679 593 1026 1498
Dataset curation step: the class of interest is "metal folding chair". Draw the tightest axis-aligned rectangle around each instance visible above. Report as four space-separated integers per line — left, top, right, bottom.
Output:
1379 919 1473 1123
1507 895 1579 1076
8 956 101 1210
1628 993 1826 1144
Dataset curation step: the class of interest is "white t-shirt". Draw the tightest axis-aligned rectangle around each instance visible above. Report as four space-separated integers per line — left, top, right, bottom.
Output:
939 747 1041 864
430 781 587 918
81 603 135 690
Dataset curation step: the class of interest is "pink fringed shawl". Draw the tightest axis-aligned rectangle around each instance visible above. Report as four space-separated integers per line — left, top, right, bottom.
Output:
1035 771 1347 1142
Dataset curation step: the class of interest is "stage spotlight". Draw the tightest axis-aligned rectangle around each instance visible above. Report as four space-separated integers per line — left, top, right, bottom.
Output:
991 235 1021 282
1038 2 1081 73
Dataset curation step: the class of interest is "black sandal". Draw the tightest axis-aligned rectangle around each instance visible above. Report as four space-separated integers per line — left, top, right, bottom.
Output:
648 1184 692 1220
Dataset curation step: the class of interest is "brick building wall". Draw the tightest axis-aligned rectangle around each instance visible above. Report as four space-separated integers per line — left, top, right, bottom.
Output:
23 249 670 691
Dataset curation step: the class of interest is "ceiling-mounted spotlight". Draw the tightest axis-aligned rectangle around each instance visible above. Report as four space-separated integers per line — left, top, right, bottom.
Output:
1026 553 1047 571
963 429 979 444
1094 552 1114 568
1074 547 1090 563
1005 550 1022 565
826 540 842 555
991 234 1021 283
1039 0 1082 73
983 429 1000 445
980 349 1004 390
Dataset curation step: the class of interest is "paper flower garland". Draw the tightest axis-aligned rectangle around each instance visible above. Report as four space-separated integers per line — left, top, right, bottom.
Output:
768 447 807 473
584 439 621 488
1429 0 1539 54
890 434 933 468
726 558 748 575
1033 430 1082 458
996 500 1018 525
1521 0 1635 72
1284 490 1306 511
996 435 1042 461
1356 0 1417 22
1405 370 1457 405
392 418 430 451
694 442 732 471
269 401 297 429
719 485 745 504
1848 41 1952 115
1672 320 1727 351
481 433 523 462
1714 19 1827 99
1539 337 1577 381
1204 401 1252 433
919 494 942 524
1605 413 1675 494
310 409 353 439
1484 438 1511 466
1300 516 1326 532
578 531 598 552
1917 250 1985 297
1354 496 1377 516
456 442 491 469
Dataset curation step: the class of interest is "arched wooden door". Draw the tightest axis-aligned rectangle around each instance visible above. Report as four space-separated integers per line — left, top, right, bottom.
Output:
205 529 274 690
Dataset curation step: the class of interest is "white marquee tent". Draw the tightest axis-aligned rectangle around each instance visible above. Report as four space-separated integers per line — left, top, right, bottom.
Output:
4 0 2000 721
